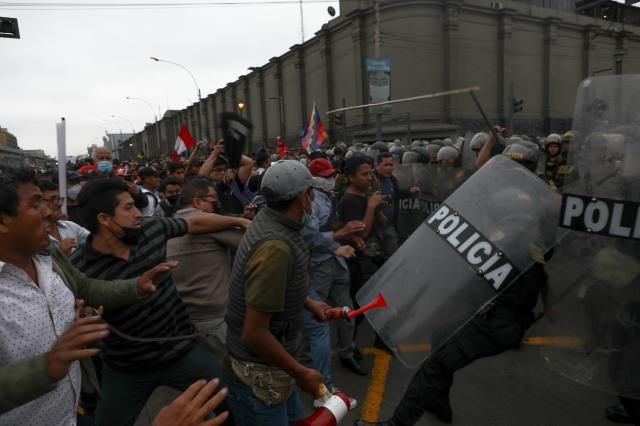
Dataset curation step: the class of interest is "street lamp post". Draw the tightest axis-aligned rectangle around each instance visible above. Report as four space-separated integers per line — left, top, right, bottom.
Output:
150 56 205 141
126 96 162 158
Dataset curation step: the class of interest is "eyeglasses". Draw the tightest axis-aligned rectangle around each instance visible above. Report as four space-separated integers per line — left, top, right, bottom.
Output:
42 196 65 203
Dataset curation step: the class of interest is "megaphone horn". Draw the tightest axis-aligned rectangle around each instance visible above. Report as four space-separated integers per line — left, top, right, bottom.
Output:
347 293 388 319
295 391 352 426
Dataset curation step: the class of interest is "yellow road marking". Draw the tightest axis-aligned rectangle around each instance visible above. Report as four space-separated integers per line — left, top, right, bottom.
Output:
522 336 583 347
360 348 392 422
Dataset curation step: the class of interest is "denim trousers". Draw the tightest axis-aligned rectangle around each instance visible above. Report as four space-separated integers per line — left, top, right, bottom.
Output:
309 257 356 358
224 373 304 426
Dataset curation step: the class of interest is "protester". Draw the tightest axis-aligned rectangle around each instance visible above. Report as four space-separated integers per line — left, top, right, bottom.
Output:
138 166 162 217
168 162 187 182
39 180 90 255
156 176 182 218
0 166 174 423
215 155 256 216
304 158 367 382
372 152 399 257
337 155 385 311
224 160 330 425
69 178 249 425
94 147 114 176
167 177 244 358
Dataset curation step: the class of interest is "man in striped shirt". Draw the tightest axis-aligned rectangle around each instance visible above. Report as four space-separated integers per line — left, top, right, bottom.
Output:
70 178 249 426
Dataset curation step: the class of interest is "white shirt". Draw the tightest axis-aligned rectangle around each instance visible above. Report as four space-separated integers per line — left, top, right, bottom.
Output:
49 220 90 254
0 255 79 426
140 186 159 217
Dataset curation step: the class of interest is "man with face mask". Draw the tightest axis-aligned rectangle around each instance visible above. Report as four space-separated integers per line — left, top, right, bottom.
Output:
167 177 244 358
223 160 332 425
156 177 181 218
70 178 250 426
94 147 114 176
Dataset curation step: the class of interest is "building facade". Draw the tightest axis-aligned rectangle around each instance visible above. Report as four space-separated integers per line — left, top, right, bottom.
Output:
128 0 640 157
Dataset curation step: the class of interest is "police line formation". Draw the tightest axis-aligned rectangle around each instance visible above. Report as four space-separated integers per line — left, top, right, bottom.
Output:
0 74 638 426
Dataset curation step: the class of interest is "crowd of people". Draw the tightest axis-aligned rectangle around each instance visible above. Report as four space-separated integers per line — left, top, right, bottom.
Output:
0 126 599 426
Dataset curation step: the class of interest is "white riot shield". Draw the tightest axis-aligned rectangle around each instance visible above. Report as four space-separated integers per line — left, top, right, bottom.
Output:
538 75 640 398
358 155 563 367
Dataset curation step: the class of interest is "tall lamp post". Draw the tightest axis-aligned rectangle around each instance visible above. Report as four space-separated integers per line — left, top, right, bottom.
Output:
125 96 162 158
150 56 204 141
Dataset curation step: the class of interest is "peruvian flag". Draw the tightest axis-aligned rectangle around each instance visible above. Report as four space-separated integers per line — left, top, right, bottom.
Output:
172 124 196 161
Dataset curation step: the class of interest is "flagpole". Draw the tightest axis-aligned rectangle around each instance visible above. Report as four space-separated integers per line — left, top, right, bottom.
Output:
56 118 67 215
326 86 481 115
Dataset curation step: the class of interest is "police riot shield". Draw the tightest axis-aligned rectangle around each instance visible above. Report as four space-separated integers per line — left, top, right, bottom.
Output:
394 163 472 243
537 75 640 398
358 155 563 367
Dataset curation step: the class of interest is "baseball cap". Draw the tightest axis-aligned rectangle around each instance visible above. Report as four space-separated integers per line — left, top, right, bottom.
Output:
261 160 313 202
308 158 336 177
138 167 161 179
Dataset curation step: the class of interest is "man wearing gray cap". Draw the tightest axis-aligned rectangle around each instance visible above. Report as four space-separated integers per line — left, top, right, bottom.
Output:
224 160 331 425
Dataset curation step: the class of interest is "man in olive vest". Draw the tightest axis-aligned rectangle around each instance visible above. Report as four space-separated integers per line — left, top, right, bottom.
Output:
224 160 331 425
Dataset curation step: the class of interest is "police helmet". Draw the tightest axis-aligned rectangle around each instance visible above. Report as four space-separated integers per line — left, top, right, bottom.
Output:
502 142 539 166
546 133 562 146
436 146 460 163
371 141 389 152
470 132 489 152
402 151 420 164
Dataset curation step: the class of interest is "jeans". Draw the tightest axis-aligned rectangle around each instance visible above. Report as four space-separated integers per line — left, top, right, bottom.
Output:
304 288 333 389
224 373 304 426
310 257 356 358
96 342 229 426
192 317 227 360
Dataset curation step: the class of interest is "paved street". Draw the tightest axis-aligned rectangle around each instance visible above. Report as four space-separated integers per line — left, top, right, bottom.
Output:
136 319 617 426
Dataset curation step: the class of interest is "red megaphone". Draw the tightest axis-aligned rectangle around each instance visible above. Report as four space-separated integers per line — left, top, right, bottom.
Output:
347 293 388 319
295 391 352 426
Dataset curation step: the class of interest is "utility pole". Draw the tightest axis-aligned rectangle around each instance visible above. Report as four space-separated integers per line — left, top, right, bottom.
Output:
374 0 383 143
299 0 305 44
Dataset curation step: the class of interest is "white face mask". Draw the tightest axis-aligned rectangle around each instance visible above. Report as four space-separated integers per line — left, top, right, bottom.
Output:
67 184 82 201
313 176 335 193
300 158 309 166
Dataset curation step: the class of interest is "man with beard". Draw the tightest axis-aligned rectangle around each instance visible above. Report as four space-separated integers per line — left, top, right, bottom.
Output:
70 178 250 425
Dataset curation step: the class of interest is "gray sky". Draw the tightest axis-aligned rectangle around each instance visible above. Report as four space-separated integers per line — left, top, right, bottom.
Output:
0 0 340 157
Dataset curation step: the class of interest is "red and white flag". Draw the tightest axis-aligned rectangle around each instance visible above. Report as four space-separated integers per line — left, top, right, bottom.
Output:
172 124 196 161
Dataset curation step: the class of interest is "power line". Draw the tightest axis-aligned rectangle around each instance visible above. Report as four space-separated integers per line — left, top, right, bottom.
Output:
0 0 343 8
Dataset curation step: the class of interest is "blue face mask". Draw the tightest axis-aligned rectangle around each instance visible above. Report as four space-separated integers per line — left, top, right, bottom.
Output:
97 161 113 174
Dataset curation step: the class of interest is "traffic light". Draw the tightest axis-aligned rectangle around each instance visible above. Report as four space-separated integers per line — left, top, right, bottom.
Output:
0 17 20 39
512 98 524 113
333 112 344 126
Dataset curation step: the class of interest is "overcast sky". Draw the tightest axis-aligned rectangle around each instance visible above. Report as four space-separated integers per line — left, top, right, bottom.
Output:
1 0 340 157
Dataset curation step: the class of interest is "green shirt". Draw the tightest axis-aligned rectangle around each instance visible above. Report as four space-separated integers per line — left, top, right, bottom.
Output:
245 240 293 313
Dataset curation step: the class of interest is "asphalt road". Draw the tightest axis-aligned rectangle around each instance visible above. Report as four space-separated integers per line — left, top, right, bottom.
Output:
136 319 617 426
